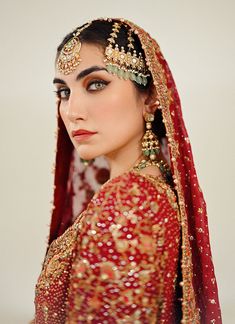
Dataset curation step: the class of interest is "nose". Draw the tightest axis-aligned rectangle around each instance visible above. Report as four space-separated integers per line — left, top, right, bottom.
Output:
67 91 87 122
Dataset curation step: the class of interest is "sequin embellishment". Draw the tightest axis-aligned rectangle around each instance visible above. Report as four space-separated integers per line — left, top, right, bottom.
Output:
34 171 180 323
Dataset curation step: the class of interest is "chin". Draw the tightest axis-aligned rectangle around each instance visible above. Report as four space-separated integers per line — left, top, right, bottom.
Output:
75 147 101 161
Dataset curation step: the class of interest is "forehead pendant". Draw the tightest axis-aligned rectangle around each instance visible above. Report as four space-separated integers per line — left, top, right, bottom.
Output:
56 22 91 75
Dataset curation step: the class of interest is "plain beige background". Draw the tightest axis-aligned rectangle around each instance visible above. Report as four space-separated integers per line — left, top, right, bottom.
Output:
0 0 234 323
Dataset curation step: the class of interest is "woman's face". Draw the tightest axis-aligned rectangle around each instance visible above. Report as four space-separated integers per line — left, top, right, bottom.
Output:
54 43 148 162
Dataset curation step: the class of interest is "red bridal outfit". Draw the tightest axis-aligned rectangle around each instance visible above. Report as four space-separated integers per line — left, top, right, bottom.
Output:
34 18 222 323
35 170 181 323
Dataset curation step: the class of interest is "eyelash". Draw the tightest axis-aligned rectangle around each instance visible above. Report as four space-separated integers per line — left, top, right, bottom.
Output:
54 79 109 100
54 88 70 100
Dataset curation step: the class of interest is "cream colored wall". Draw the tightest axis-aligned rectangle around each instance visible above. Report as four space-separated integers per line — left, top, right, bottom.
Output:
0 0 234 323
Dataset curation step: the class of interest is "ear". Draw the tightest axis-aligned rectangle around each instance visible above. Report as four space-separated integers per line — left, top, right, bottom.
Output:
142 83 159 115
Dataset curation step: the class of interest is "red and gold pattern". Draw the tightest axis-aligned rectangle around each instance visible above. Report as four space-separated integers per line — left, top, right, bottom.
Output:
37 18 222 324
35 171 180 323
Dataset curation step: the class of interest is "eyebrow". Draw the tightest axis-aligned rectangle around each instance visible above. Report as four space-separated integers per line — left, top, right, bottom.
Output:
53 65 108 84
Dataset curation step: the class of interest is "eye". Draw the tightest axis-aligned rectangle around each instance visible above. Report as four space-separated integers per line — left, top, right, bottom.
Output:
54 88 70 100
87 79 109 91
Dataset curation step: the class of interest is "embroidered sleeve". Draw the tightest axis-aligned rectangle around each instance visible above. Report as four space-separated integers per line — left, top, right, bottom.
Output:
66 172 180 323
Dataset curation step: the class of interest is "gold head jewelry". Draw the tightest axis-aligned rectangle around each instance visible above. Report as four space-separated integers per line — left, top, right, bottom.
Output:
104 21 150 86
56 19 150 85
56 22 92 75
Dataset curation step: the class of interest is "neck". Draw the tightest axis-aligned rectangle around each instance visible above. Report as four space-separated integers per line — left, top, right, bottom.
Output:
105 141 143 180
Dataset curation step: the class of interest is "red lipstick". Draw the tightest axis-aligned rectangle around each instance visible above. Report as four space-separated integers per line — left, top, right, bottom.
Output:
72 129 97 142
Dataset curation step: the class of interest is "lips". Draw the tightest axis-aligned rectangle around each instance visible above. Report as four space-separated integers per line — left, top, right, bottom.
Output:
72 129 97 137
71 129 97 142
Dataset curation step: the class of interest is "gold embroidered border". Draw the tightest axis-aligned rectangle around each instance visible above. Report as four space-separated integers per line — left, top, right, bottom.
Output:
122 19 200 323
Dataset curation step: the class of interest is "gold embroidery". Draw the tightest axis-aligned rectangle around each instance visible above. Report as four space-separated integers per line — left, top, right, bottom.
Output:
36 212 85 294
65 171 179 322
120 19 200 323
36 171 180 323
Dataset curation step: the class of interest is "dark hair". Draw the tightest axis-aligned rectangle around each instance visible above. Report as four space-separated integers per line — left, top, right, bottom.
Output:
57 20 166 142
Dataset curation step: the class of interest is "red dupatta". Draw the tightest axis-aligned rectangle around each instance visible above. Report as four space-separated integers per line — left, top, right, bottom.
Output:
48 18 222 323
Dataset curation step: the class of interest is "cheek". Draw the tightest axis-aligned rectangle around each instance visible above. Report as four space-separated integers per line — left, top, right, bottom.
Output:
102 90 143 132
59 104 69 130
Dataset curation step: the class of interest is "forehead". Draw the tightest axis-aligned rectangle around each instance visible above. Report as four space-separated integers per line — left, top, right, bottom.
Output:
79 42 105 66
55 42 105 78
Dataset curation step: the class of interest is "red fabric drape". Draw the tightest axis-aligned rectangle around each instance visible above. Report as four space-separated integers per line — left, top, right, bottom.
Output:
48 18 222 323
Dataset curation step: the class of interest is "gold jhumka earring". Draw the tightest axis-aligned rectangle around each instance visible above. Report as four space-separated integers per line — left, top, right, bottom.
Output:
134 113 160 170
133 113 171 180
142 113 160 160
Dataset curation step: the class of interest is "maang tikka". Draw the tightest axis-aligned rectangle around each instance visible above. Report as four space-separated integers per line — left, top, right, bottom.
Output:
57 22 92 75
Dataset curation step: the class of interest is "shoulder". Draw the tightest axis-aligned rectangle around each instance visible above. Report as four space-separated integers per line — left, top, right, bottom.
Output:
81 170 180 247
91 170 178 216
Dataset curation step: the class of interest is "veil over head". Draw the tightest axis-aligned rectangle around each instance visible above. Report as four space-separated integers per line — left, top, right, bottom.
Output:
49 18 222 323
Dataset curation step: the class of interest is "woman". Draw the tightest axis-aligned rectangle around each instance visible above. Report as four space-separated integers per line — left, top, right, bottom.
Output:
33 18 222 323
